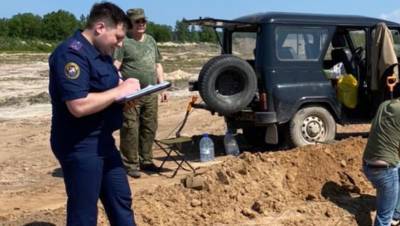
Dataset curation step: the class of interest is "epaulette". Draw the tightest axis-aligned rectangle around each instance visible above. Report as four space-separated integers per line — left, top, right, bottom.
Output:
69 40 83 51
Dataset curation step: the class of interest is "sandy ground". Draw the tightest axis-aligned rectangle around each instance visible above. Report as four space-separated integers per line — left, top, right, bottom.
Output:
0 52 377 226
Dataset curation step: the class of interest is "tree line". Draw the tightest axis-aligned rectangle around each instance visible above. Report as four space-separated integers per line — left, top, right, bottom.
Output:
0 10 218 43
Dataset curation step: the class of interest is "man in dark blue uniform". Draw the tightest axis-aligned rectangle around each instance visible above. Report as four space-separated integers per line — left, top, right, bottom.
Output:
48 2 139 225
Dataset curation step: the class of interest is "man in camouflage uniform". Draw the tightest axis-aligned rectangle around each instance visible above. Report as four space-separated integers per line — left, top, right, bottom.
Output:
114 8 167 178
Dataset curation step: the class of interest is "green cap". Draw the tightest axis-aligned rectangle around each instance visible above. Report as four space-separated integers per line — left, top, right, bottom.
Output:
127 8 146 21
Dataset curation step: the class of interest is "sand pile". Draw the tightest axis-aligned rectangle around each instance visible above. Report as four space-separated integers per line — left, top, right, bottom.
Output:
134 137 374 226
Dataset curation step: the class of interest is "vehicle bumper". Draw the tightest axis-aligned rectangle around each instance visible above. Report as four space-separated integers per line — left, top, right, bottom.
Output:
255 111 277 124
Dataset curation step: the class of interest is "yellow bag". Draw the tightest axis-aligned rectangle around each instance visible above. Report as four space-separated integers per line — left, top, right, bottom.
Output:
337 74 358 109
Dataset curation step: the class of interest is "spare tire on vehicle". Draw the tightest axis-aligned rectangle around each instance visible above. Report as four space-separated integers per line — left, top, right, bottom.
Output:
198 55 257 115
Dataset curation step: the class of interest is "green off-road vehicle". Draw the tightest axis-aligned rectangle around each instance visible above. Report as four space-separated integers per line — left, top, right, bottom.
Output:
186 12 400 147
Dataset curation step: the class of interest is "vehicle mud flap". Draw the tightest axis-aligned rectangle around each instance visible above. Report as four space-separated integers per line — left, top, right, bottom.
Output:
265 124 278 144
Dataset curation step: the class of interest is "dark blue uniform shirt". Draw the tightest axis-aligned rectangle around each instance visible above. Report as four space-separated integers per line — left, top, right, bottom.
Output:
49 30 123 159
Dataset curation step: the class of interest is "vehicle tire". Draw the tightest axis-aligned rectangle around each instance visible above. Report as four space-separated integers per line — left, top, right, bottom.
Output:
288 106 336 147
198 55 257 115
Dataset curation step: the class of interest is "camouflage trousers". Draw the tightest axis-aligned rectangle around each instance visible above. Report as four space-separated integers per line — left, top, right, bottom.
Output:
120 94 158 171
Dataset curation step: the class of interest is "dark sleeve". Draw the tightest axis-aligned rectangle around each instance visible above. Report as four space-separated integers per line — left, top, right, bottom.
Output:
53 50 90 101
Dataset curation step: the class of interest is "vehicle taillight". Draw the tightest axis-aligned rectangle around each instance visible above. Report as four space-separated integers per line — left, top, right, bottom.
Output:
259 92 267 111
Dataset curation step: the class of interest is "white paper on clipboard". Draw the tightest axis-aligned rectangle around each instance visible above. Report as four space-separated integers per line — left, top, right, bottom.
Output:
116 81 171 103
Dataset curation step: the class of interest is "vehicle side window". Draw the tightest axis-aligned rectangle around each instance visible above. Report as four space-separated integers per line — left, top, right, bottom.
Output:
276 26 328 61
391 30 400 58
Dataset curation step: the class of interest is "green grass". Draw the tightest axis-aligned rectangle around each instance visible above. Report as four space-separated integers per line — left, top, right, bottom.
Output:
0 36 58 52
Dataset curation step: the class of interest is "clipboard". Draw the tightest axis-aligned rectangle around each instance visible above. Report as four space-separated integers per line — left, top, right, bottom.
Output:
116 81 171 103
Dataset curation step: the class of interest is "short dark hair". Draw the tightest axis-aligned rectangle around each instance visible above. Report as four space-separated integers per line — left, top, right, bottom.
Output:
86 2 130 29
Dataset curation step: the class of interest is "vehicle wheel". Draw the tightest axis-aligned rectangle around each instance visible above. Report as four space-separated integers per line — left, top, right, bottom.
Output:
198 55 257 115
288 106 336 147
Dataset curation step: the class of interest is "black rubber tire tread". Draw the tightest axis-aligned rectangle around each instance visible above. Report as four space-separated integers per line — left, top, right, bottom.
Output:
198 54 257 115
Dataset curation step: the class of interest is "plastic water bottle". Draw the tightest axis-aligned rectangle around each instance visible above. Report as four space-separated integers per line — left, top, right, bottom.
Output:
224 131 240 156
199 133 215 162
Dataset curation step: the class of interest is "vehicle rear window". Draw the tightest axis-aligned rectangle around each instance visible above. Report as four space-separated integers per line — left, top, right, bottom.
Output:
276 26 328 61
232 32 257 60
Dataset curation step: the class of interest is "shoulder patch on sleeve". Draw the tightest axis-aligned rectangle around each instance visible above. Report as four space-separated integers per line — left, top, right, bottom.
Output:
64 62 80 79
69 40 83 51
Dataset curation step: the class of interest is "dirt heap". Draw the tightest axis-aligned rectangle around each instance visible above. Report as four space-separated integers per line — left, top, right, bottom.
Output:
134 137 374 226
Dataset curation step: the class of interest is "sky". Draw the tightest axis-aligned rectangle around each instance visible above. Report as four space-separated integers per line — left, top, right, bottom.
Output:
1 0 400 27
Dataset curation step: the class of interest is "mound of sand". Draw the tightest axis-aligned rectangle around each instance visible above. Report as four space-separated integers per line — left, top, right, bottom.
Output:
134 137 374 226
